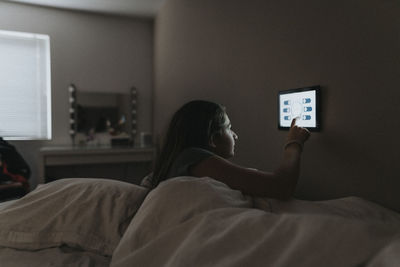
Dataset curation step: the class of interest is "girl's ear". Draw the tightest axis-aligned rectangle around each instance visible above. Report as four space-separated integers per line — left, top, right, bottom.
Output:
209 134 217 148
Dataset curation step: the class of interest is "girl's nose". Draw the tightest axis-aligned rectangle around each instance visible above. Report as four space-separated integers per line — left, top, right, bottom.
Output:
233 131 238 140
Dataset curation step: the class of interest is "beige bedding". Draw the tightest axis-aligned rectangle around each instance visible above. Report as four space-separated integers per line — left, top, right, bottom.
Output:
1 176 400 266
0 178 148 255
0 178 148 267
111 177 400 267
0 246 110 267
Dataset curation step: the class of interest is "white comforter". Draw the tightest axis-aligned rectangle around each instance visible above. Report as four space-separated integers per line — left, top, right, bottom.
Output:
1 176 399 266
111 176 400 267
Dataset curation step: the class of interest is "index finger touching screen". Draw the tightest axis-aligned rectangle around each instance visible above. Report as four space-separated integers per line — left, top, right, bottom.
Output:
278 86 321 131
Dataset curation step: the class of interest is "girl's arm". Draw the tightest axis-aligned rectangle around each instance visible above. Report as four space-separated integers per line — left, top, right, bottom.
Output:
190 119 310 200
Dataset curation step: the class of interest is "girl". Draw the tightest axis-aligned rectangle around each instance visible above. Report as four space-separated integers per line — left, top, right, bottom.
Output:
148 100 310 200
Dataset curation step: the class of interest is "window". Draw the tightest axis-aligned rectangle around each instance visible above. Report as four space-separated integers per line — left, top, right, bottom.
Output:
0 29 51 140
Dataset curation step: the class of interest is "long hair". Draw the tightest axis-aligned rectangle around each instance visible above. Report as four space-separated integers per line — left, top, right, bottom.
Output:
151 100 227 187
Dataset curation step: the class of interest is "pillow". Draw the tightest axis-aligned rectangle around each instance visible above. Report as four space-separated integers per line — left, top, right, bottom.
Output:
0 178 148 256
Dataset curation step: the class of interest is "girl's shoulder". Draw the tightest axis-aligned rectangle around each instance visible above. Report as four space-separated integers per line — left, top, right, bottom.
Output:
180 147 215 158
169 147 215 178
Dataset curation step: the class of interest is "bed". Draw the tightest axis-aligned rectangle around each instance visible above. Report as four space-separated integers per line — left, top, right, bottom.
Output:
0 176 399 267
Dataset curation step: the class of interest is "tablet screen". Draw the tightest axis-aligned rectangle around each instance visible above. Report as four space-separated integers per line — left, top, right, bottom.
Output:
278 86 320 130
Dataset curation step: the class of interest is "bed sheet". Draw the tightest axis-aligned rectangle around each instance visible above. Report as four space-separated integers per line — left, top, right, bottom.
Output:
111 176 400 267
0 246 110 267
1 176 400 267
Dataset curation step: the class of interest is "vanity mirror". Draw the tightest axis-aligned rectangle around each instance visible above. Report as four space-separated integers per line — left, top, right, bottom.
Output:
68 84 137 146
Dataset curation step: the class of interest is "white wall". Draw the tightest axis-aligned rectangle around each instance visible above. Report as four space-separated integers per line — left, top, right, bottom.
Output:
155 0 400 211
0 2 154 187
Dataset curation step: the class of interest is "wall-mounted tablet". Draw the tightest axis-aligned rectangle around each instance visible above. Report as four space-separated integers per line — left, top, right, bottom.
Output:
278 85 321 131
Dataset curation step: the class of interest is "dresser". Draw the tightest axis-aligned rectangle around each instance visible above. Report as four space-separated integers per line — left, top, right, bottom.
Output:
39 146 155 184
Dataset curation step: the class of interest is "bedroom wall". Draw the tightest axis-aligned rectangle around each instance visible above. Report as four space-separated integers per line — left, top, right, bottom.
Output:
154 0 400 211
0 2 153 187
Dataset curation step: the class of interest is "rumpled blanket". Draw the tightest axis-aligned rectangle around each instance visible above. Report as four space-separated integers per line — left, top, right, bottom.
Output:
110 176 400 267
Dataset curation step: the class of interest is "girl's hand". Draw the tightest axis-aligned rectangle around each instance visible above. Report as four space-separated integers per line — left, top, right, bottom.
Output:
286 118 310 145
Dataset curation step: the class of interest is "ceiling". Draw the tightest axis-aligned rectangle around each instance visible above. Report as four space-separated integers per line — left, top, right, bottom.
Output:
4 0 166 18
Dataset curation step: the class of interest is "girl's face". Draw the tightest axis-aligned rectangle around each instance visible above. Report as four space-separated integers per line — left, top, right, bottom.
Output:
211 113 238 159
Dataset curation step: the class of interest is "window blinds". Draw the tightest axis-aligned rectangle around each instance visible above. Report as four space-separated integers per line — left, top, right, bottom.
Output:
0 30 51 140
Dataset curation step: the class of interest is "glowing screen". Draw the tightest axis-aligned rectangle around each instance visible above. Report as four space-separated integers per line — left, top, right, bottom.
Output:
278 86 320 130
